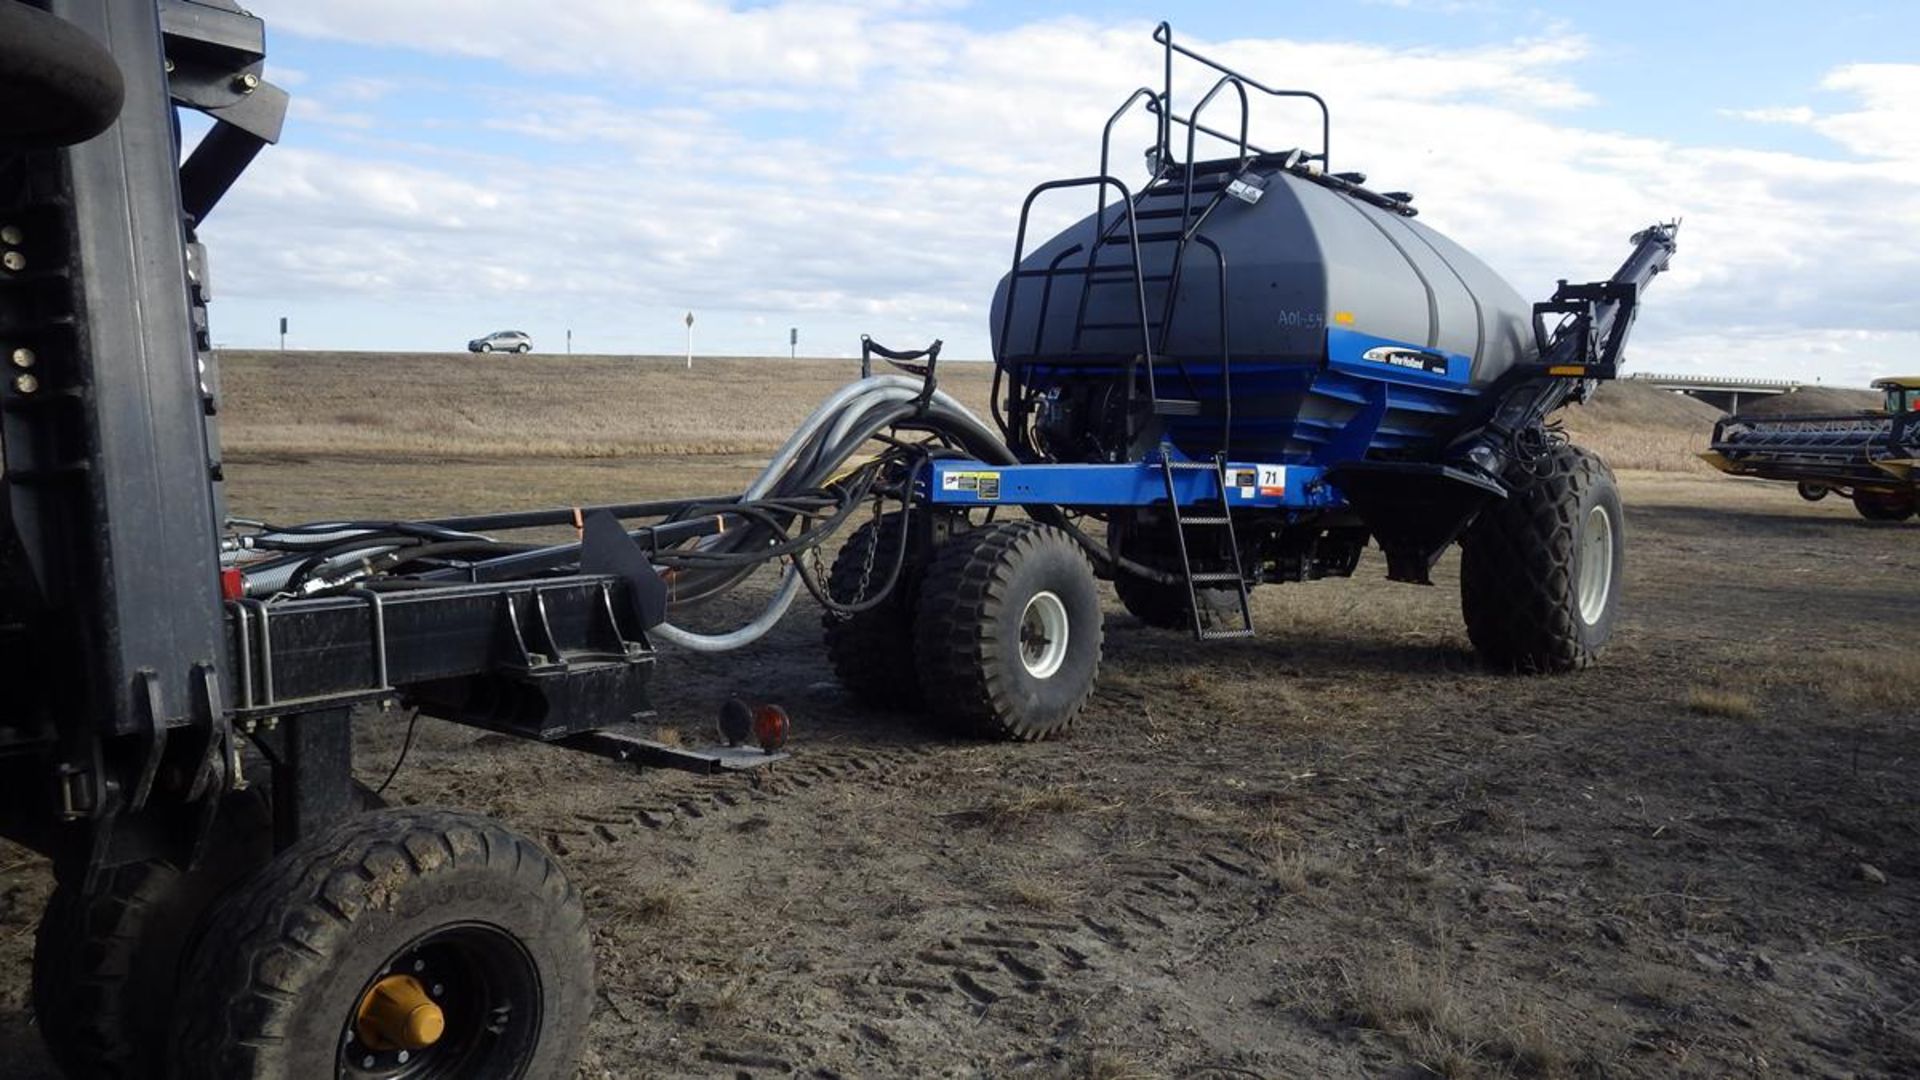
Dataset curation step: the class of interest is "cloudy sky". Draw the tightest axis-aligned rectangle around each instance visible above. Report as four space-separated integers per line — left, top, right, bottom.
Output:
211 0 1918 386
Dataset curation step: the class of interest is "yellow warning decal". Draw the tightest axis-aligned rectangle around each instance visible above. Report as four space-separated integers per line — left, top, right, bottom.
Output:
1547 364 1588 376
940 470 1002 500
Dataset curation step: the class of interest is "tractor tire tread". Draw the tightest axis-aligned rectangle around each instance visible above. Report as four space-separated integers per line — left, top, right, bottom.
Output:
169 807 589 1080
1460 444 1616 673
914 522 1101 741
822 513 923 708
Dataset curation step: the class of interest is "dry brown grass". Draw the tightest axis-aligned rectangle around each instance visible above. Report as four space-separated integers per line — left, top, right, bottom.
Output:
220 352 1721 479
998 875 1086 912
1073 1051 1155 1080
218 350 996 460
976 786 1116 834
605 882 682 926
1826 653 1920 713
1560 381 1723 474
1684 688 1758 720
1336 950 1569 1078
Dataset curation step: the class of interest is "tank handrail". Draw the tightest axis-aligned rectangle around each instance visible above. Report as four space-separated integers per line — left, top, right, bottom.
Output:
996 176 1160 428
1095 86 1165 241
1180 75 1252 226
1153 20 1331 168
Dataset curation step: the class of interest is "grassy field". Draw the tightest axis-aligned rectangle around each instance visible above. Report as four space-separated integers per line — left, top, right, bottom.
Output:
218 349 1721 474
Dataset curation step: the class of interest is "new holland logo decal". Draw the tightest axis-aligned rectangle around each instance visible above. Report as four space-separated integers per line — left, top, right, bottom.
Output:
1360 345 1449 376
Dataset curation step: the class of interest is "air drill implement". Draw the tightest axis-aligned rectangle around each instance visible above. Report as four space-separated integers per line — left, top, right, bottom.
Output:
1 10 1677 1078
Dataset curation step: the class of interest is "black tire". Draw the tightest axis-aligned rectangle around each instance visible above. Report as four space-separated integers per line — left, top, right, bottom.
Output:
914 521 1103 740
0 1 125 148
478 342 493 353
515 343 530 354
1459 444 1624 674
1852 491 1914 521
822 512 925 708
33 782 383 1078
33 789 272 1078
1112 572 1239 632
170 807 591 1080
1796 481 1829 503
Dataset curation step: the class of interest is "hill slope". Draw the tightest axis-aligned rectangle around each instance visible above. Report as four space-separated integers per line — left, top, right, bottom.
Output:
218 351 1719 471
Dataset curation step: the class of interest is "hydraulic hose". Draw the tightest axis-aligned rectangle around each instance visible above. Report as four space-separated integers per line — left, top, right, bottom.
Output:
649 376 1010 650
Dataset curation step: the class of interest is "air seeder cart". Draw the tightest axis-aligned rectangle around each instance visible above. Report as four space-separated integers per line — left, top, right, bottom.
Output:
3 6 1674 1078
1702 377 1920 521
818 24 1678 740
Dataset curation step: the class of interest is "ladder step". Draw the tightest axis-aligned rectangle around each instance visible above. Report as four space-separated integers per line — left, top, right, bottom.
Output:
1014 267 1173 281
1135 206 1203 220
1154 399 1204 417
1079 320 1164 331
1189 572 1243 584
1161 458 1218 470
1143 181 1227 198
1179 516 1232 526
1198 627 1256 641
1086 272 1173 284
1099 230 1186 246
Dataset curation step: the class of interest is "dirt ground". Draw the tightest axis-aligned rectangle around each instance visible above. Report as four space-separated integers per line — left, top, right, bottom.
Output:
3 405 1918 1076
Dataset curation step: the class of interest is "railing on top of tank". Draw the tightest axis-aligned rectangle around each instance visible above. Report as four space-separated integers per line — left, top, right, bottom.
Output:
1150 21 1331 172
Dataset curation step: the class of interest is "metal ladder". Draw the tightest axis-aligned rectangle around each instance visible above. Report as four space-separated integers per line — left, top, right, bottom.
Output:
1158 456 1254 640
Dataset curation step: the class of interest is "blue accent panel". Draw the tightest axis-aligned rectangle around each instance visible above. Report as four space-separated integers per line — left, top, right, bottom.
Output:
926 459 1343 510
1016 332 1484 465
1321 379 1388 463
1325 327 1475 391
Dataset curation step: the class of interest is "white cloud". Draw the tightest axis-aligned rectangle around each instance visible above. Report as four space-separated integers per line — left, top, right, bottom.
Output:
210 4 1919 387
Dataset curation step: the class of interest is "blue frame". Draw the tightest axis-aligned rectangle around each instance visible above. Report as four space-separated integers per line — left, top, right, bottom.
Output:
926 458 1345 510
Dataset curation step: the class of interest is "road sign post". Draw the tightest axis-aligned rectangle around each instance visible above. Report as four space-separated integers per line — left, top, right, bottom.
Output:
684 311 694 370
278 315 287 351
790 326 797 360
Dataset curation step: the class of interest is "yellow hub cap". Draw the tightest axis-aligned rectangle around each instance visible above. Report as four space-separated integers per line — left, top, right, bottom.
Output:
355 974 446 1052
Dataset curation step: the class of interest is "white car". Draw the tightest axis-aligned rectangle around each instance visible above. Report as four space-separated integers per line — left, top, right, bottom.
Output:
467 330 531 353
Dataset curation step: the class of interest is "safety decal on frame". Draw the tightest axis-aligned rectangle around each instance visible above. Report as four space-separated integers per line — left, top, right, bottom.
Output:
1257 465 1285 497
941 470 1002 500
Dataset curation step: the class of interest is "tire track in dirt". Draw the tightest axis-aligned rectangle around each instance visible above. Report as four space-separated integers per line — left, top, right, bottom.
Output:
851 843 1268 1023
547 730 1282 1070
539 740 949 855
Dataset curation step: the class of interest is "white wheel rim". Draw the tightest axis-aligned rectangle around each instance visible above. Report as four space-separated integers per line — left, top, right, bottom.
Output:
1577 504 1614 625
1019 590 1070 679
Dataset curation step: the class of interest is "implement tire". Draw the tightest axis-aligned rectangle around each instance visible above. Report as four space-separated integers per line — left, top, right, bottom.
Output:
169 807 591 1080
33 783 382 1078
1460 444 1623 673
33 787 274 1077
822 512 925 708
914 521 1103 740
1852 491 1914 521
1113 572 1238 632
0 1 125 148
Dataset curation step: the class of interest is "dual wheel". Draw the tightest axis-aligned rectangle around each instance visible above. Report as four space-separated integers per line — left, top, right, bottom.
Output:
823 516 1104 740
34 800 590 1079
826 442 1628 722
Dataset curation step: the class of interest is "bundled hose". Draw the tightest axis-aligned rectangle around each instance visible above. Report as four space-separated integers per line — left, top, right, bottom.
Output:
646 375 1012 650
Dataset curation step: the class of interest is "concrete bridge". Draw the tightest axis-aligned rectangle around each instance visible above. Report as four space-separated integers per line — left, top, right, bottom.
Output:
1624 372 1804 414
